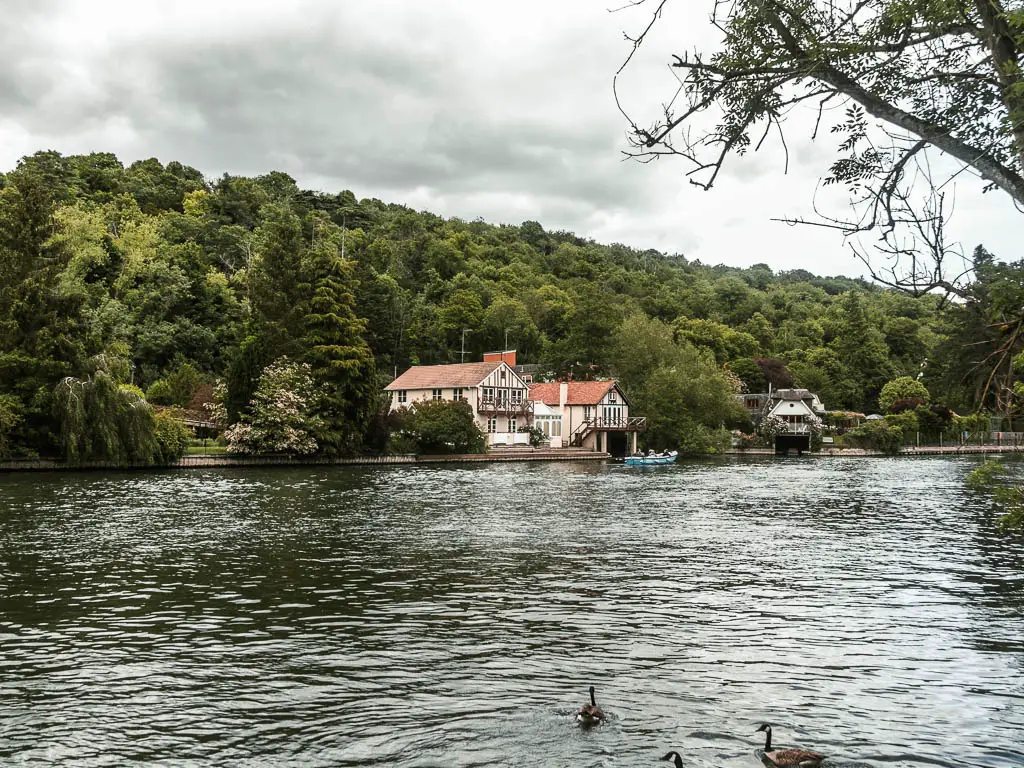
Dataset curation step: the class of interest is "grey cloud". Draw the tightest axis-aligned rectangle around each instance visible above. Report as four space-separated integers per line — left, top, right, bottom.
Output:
0 0 61 109
48 15 639 213
0 1 706 249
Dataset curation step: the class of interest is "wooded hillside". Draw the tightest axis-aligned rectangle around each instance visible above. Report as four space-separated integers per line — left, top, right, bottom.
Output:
1 150 1013 460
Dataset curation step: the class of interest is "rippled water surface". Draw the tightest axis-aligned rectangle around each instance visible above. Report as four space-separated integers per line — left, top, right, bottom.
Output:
1 457 1023 767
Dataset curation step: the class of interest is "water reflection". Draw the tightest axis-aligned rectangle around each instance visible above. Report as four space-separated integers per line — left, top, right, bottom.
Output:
1 457 1022 767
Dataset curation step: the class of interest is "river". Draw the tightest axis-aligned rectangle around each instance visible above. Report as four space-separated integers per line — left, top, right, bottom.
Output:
1 457 1022 767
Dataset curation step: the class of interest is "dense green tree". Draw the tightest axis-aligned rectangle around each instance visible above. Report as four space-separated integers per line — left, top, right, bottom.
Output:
438 290 485 348
146 379 174 406
879 376 931 412
740 313 775 353
0 394 22 459
786 348 861 411
482 296 541 358
153 409 192 464
727 358 766 394
608 314 682 393
165 362 205 408
609 315 747 452
638 356 746 454
673 317 758 365
124 158 205 214
826 292 895 411
302 220 378 455
398 400 486 454
249 203 309 340
0 166 91 454
224 204 314 418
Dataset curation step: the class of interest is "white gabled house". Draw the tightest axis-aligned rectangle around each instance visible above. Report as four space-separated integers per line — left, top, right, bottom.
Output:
739 387 826 453
384 359 534 447
527 380 645 455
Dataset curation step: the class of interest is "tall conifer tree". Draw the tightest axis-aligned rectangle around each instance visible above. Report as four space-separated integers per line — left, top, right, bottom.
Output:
301 216 377 455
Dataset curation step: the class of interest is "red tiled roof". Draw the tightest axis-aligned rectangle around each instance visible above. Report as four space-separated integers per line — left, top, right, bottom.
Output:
385 362 502 390
527 380 616 406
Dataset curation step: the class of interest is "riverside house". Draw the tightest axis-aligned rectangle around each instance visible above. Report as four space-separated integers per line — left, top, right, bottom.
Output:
385 355 534 448
739 387 826 453
527 380 645 456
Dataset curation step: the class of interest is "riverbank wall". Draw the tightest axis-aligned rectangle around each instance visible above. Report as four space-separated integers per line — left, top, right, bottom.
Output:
725 444 1024 457
0 448 612 473
5 444 1021 473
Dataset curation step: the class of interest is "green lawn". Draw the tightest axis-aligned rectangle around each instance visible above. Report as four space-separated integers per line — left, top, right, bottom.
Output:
185 442 228 456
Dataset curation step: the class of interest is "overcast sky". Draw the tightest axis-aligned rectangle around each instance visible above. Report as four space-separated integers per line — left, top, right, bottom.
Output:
2 0 1020 278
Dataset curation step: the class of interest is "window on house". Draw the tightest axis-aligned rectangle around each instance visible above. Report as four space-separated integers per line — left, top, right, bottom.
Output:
483 387 494 403
507 418 515 432
584 406 592 421
745 397 759 408
511 389 522 405
432 388 442 400
609 391 617 403
397 390 407 404
487 418 497 433
453 388 463 401
500 368 507 380
552 419 562 437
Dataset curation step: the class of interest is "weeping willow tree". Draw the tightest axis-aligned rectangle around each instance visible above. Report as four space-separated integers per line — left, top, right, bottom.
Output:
53 354 158 465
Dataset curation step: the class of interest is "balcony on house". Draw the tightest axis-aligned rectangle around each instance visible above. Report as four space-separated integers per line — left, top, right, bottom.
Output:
477 388 534 415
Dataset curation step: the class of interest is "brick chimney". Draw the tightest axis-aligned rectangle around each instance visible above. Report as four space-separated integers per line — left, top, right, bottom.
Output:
483 350 517 366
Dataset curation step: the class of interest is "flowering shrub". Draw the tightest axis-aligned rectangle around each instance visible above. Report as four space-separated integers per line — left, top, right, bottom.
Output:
806 413 823 450
757 414 787 442
722 367 744 395
224 358 322 455
519 424 548 447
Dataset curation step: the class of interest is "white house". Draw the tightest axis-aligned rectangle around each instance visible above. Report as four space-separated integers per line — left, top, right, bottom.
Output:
527 380 645 456
739 387 826 453
385 360 534 448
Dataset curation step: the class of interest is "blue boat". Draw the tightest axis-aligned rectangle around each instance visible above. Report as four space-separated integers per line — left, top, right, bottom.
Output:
624 450 678 466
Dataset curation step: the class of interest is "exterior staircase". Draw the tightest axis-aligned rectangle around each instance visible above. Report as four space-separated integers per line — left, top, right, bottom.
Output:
568 416 647 447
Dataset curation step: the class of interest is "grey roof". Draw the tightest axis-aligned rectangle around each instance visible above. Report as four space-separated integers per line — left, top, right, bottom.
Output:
773 388 813 401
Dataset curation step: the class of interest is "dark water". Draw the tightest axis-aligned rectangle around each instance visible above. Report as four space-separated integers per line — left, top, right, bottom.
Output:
1 457 1022 767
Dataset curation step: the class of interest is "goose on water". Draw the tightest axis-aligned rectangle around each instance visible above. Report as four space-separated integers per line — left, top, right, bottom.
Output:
660 751 684 767
576 686 604 725
756 723 825 767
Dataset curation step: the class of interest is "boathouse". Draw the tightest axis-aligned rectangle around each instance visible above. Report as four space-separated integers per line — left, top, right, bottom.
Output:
527 380 645 456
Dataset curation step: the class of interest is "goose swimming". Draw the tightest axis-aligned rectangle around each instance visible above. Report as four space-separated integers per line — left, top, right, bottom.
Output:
756 723 825 767
576 686 604 725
